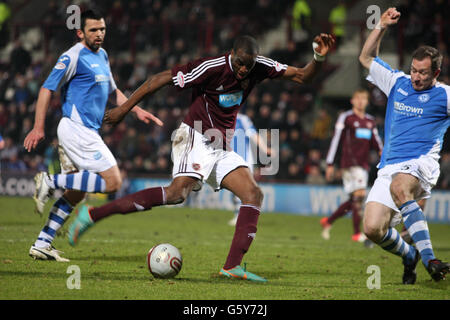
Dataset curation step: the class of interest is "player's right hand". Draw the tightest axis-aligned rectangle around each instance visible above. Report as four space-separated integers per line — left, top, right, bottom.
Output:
380 7 401 28
23 128 44 152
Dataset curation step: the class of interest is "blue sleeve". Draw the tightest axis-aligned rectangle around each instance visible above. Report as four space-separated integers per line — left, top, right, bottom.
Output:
43 54 76 91
367 56 405 96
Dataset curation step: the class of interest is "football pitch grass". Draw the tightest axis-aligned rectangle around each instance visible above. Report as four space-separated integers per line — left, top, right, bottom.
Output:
0 196 449 300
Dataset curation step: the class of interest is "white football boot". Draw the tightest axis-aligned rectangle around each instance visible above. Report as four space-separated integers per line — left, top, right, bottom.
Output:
29 244 70 262
33 172 54 216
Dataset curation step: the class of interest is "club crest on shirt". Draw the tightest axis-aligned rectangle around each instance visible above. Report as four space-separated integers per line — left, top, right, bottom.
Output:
93 151 102 160
192 163 201 171
55 62 67 70
418 93 430 103
275 62 282 72
177 71 185 88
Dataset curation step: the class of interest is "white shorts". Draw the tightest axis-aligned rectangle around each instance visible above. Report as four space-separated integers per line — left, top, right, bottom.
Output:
57 117 117 174
171 123 248 191
366 156 440 226
342 166 368 194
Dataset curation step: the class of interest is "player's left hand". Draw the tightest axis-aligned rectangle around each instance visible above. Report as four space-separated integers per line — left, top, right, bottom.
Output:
133 106 163 126
313 33 335 57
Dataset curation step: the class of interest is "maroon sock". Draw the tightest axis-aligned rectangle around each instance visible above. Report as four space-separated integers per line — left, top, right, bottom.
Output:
327 199 352 224
90 187 166 222
223 205 260 270
351 201 362 234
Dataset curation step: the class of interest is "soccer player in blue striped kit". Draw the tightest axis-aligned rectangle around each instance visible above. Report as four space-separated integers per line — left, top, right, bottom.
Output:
359 7 450 283
23 10 162 261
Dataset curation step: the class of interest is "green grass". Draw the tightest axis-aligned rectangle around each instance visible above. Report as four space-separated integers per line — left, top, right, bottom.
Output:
0 196 449 300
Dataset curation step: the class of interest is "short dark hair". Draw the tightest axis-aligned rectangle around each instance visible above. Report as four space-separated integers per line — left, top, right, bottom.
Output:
80 9 104 31
233 36 259 55
412 46 443 73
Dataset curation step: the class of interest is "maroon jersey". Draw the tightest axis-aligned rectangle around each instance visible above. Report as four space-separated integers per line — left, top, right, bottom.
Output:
171 53 287 148
326 110 383 170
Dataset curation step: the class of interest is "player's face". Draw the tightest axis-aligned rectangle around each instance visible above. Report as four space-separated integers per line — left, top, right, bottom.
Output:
80 18 106 52
230 48 257 80
410 57 437 91
351 92 369 112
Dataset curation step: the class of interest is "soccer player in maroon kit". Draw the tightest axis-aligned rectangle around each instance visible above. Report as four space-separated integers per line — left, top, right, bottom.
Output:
321 89 383 242
68 34 335 282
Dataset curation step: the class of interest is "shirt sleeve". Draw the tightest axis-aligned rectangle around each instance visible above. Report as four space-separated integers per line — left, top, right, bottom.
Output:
367 57 405 96
171 56 226 90
326 112 346 165
370 124 383 153
255 56 287 80
102 49 117 94
440 83 450 116
42 54 77 92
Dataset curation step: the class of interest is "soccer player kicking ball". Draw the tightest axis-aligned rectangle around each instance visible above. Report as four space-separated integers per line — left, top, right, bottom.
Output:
23 10 162 262
359 7 450 283
321 89 383 243
68 34 335 282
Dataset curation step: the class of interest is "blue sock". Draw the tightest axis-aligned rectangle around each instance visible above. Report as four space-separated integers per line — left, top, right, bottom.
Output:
34 197 73 248
379 227 416 264
46 171 106 193
400 200 435 267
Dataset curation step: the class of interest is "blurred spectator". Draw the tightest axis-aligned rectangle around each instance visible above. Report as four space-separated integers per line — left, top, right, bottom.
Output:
328 0 347 49
0 0 11 48
290 0 312 51
305 165 326 185
309 108 332 150
10 40 31 76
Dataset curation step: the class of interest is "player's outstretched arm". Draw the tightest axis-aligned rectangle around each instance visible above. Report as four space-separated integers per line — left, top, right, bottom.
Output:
359 7 400 69
111 88 164 126
281 33 335 85
103 70 172 125
23 87 52 152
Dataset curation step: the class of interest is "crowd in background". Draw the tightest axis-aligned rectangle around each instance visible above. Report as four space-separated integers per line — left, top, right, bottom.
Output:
0 0 450 189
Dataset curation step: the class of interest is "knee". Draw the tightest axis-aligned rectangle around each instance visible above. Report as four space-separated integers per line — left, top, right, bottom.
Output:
241 186 264 207
105 175 122 193
165 184 190 205
363 219 386 243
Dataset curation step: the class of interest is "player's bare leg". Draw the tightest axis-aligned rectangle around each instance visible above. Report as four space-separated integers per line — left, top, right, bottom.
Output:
98 165 122 193
364 201 420 284
33 165 122 217
163 176 199 205
363 201 393 243
390 173 449 281
218 166 267 282
68 176 198 245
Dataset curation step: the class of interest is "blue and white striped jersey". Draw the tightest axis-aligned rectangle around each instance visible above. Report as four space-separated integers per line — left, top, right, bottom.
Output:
231 113 257 165
43 43 117 131
368 57 450 168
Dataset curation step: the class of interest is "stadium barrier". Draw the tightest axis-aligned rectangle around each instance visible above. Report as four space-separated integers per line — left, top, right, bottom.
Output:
2 173 449 224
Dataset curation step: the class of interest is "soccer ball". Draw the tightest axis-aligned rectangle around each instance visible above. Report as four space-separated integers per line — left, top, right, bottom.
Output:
147 243 183 278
